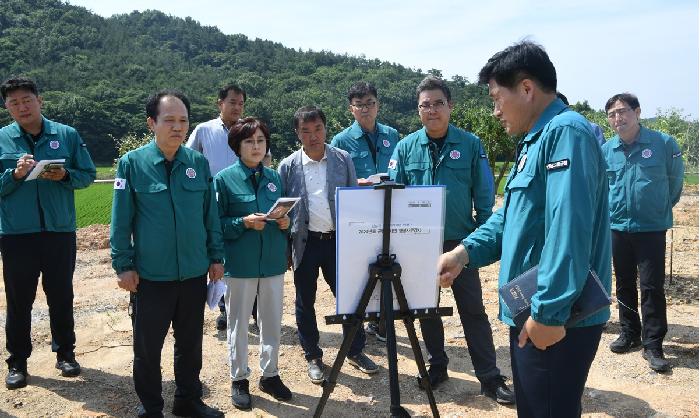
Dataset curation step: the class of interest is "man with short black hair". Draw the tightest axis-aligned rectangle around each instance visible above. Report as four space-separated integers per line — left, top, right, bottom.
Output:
279 105 378 384
111 90 225 418
186 83 262 331
0 76 96 389
388 76 514 405
331 81 400 340
438 41 612 417
603 92 684 373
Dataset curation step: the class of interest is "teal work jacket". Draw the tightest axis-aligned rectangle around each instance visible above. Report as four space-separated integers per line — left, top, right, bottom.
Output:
214 161 288 278
331 121 399 179
0 117 96 234
110 140 224 281
388 124 494 240
464 99 612 328
602 126 684 232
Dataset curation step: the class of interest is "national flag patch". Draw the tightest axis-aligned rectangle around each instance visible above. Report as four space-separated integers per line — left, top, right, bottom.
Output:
388 159 397 170
113 178 126 190
546 159 570 171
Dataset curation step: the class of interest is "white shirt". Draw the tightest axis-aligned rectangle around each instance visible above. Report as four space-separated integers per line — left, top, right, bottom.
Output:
302 148 334 232
186 117 238 176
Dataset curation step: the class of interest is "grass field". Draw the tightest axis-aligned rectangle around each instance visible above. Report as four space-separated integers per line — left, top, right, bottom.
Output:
74 168 699 227
95 165 115 180
75 182 113 227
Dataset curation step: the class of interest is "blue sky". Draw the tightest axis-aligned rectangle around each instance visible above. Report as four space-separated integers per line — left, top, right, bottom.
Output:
67 0 699 119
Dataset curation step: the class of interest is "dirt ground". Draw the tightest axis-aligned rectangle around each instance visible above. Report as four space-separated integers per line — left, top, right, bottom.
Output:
0 192 697 418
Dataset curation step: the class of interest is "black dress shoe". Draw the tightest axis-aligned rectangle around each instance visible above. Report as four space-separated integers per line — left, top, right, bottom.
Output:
643 348 671 373
172 398 224 418
231 379 252 410
259 375 292 401
417 365 449 390
609 334 641 353
56 358 81 377
307 358 325 384
136 405 164 418
481 375 516 405
5 367 28 390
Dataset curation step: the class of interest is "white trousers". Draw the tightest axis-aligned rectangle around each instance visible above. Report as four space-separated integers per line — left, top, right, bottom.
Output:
224 274 284 381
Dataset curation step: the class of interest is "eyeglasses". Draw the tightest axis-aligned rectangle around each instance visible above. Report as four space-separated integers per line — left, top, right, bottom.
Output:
418 100 447 112
350 101 377 110
607 107 633 119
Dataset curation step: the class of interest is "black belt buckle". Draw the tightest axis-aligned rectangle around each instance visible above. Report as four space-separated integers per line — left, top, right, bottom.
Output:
310 231 335 240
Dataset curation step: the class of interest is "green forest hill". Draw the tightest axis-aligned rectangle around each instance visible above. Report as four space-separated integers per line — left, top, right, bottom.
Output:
0 0 490 163
1 0 697 171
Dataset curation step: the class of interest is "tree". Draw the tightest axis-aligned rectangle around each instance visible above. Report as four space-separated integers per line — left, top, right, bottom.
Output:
451 101 518 191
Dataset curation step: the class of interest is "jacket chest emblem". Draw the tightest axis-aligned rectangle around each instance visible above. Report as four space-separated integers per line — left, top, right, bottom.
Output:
641 149 652 159
49 140 60 149
185 167 196 178
267 182 277 192
382 139 391 148
449 150 461 160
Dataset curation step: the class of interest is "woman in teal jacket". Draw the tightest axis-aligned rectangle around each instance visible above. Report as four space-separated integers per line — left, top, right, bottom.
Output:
213 118 291 410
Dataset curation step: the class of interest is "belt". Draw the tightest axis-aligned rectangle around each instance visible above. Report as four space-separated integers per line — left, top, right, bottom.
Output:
308 230 336 240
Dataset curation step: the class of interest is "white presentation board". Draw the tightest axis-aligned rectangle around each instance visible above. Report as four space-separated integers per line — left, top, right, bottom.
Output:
335 185 445 315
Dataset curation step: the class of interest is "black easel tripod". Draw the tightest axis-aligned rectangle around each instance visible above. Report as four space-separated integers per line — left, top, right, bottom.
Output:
313 181 452 418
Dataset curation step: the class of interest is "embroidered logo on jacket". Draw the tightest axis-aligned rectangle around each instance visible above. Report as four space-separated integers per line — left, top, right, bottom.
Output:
449 150 461 160
185 168 197 179
49 140 60 149
641 149 652 159
382 139 391 148
267 182 277 192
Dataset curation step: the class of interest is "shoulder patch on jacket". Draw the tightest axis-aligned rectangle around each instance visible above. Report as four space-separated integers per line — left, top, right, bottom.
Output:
673 151 682 158
546 159 570 171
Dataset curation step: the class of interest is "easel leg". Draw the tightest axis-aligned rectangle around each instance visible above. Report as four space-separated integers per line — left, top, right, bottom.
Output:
392 276 440 418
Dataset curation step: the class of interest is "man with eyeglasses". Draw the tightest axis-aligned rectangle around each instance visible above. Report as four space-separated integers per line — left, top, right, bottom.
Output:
388 76 514 405
331 81 400 341
602 93 684 373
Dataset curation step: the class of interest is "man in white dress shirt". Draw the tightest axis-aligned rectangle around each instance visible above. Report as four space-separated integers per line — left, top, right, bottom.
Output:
278 106 379 384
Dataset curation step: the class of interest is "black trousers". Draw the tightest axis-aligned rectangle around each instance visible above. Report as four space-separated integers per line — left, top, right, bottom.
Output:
294 234 366 361
1 232 77 369
510 324 603 418
418 240 499 381
611 230 667 349
133 276 207 413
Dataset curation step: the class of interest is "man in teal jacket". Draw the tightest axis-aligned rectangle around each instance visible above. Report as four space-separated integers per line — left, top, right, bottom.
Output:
331 81 399 340
110 90 225 418
603 93 684 373
438 41 612 418
0 76 95 389
388 76 514 405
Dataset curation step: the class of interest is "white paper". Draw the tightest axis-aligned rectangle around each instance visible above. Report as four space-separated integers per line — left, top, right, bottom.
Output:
265 197 301 219
335 185 445 315
206 280 227 310
366 172 389 184
24 159 65 181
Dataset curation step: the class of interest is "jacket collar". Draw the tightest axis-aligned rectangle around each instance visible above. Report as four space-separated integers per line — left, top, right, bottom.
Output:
611 125 650 149
146 139 189 166
9 116 57 139
523 98 568 143
416 124 461 145
347 120 388 139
